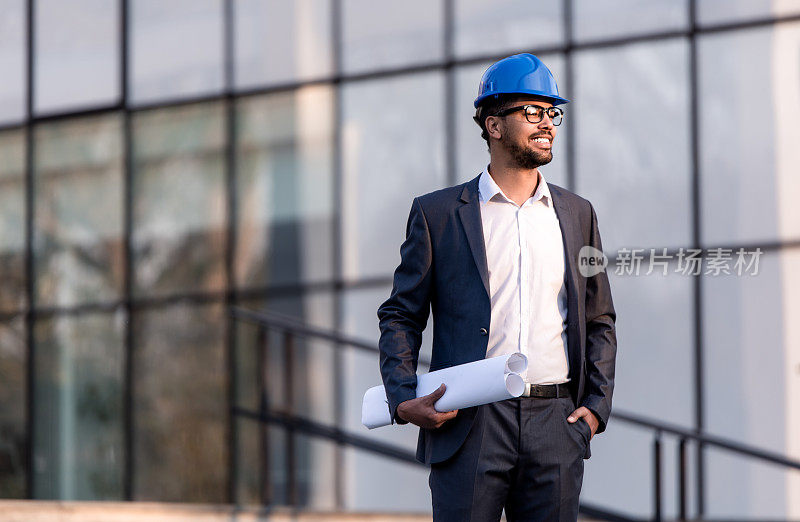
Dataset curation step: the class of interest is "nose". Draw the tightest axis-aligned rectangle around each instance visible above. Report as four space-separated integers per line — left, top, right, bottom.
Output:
538 111 555 129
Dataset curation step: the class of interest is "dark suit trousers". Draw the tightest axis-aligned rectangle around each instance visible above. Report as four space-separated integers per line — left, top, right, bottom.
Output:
428 396 590 522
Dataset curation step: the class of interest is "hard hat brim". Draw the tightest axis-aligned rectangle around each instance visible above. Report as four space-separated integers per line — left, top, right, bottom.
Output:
474 90 570 108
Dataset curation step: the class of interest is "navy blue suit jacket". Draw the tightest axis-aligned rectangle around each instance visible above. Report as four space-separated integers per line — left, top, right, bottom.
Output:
377 173 617 465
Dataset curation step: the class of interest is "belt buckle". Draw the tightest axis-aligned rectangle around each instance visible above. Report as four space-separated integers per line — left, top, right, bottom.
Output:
524 382 532 397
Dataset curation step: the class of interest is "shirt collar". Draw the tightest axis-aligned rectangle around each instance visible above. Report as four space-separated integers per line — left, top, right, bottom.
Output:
478 166 552 207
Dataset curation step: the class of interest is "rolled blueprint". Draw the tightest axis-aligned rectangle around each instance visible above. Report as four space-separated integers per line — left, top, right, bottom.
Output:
362 352 527 429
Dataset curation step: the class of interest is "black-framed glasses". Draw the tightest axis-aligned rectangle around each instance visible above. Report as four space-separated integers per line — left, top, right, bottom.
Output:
495 104 564 126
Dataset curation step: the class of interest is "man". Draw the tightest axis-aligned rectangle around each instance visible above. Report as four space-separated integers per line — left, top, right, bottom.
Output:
377 53 617 521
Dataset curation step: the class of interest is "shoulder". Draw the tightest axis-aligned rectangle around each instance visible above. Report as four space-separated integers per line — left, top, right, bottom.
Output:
548 182 594 216
415 174 478 212
417 182 468 206
547 183 606 241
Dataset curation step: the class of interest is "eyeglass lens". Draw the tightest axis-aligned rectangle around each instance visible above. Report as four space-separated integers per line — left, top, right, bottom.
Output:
525 106 562 126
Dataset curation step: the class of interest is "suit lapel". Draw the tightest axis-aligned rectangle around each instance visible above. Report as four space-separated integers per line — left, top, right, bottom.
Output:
458 176 490 298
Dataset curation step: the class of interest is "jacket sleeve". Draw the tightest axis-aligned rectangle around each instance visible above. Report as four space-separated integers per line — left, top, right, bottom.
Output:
580 202 617 435
377 197 434 425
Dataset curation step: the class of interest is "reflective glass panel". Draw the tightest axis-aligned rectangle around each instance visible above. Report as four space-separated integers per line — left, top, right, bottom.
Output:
574 39 691 252
342 0 443 74
234 0 333 88
235 86 334 289
33 311 125 500
133 302 226 502
341 285 430 511
130 0 224 104
702 251 797 518
132 102 226 298
454 0 563 57
698 0 800 26
0 0 25 123
699 23 800 246
34 0 119 114
33 115 124 307
234 293 335 508
572 0 687 42
341 72 446 280
0 318 26 498
0 130 26 312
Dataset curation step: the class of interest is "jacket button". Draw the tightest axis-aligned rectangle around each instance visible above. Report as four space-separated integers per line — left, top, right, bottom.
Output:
479 328 488 336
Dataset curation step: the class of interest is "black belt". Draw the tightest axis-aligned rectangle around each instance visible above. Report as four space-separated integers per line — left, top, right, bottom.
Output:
520 382 572 398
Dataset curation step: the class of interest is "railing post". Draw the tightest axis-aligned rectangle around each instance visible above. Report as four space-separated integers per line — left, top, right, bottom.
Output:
697 441 705 519
284 330 297 507
229 307 239 505
257 325 271 506
678 437 688 521
653 430 662 522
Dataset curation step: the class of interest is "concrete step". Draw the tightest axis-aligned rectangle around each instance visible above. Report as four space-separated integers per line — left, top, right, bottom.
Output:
0 500 616 521
0 501 432 522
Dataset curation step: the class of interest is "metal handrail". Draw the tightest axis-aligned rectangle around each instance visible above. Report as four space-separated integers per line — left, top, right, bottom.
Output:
613 410 800 471
233 307 800 471
231 306 800 521
233 406 420 465
233 405 642 522
232 306 431 367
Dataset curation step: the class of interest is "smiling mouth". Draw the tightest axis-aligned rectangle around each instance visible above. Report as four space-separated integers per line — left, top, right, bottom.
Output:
532 137 552 147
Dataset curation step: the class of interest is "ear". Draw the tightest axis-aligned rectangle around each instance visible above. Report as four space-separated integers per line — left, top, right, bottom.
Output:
485 114 503 141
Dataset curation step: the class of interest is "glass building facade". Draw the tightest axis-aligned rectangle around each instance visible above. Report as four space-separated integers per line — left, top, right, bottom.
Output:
0 0 799 518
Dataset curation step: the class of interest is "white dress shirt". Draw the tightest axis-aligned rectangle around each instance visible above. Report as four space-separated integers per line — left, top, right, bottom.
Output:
478 167 570 384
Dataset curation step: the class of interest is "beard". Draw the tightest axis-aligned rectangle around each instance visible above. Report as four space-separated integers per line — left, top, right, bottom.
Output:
502 137 553 169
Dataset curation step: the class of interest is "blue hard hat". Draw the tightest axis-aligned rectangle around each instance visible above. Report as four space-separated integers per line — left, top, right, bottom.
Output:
474 53 569 108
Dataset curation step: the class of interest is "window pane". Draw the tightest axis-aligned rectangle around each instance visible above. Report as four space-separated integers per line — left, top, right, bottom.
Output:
130 0 224 105
608 270 694 425
33 115 124 307
706 447 796 520
344 448 429 512
698 0 800 26
234 293 335 508
234 0 333 88
0 0 25 124
581 269 694 518
0 130 26 312
699 23 800 246
455 55 569 187
33 310 125 500
341 72 446 279
133 302 226 502
703 251 796 518
581 423 662 519
454 0 563 58
0 318 26 498
455 62 491 184
34 0 119 114
574 38 691 252
341 285 430 512
294 434 336 509
235 86 334 289
132 102 226 298
572 0 687 42
234 293 334 417
342 0 443 74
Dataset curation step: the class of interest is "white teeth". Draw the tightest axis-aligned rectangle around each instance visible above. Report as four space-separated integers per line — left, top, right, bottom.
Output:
534 137 550 144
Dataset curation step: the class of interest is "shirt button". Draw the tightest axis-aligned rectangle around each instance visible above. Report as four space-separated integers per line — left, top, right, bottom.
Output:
479 328 488 336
